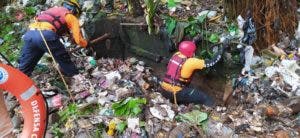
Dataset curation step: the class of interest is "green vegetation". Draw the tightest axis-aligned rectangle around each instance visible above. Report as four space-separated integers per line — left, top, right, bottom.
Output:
145 0 161 34
0 6 36 64
112 97 147 117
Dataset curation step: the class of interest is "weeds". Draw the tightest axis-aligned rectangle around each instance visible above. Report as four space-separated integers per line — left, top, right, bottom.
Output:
0 6 36 64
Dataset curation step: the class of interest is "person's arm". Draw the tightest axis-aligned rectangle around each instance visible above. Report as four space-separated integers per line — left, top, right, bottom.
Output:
65 14 88 48
180 58 205 79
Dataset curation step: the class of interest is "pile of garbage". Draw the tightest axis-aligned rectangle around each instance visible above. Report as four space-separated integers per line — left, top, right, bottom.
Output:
21 50 297 137
1 0 300 137
30 57 206 137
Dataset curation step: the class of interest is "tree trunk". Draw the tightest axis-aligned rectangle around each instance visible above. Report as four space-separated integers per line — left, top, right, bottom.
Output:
127 0 143 17
224 0 297 51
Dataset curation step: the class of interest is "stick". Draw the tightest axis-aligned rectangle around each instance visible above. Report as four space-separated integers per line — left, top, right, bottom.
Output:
120 22 147 26
39 30 75 102
70 33 111 53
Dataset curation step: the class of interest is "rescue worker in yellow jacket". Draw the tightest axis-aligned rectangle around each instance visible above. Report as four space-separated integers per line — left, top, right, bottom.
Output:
160 40 226 106
18 0 89 77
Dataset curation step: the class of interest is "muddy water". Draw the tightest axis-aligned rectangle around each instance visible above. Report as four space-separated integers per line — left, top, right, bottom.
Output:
86 15 240 104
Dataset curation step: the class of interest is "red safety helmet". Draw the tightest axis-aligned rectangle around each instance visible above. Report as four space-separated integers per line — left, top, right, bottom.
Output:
179 41 196 57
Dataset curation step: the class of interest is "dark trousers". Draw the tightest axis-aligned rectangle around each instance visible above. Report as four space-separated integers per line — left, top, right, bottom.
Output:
18 30 78 77
161 86 214 106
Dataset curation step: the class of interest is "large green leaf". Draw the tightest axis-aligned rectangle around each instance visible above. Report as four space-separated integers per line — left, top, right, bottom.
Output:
112 97 146 117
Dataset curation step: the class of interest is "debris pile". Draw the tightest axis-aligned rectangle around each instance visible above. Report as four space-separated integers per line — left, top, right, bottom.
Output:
0 0 300 137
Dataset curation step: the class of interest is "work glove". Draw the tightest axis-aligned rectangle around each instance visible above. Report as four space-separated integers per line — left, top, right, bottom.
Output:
205 52 222 68
192 34 202 45
205 45 224 68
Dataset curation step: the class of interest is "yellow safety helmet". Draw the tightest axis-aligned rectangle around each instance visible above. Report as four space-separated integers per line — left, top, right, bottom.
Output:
62 0 82 17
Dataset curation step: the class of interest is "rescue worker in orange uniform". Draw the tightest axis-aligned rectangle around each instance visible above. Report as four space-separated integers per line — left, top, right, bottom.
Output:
160 41 226 106
18 0 89 77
